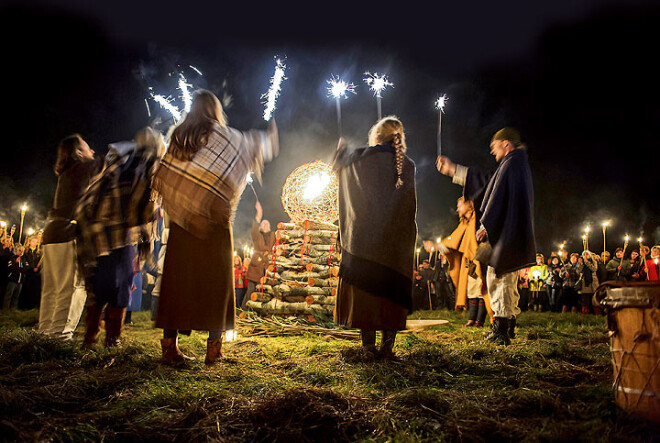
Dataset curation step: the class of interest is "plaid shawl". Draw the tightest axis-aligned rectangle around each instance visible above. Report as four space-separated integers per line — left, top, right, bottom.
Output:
152 123 274 239
75 141 159 274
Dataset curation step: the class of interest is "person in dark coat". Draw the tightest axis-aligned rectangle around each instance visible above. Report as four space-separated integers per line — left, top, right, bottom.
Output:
333 116 417 359
3 244 27 309
437 127 536 345
19 236 42 310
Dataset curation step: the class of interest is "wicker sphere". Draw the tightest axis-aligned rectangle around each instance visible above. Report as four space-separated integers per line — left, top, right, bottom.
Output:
281 160 339 224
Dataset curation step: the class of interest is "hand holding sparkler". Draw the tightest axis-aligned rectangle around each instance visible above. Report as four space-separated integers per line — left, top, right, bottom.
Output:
436 156 457 177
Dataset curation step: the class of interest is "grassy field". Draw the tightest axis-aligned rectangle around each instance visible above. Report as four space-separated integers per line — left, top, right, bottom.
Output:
0 308 658 442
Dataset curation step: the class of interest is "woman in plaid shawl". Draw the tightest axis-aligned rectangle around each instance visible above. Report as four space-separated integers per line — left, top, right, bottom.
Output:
152 89 278 365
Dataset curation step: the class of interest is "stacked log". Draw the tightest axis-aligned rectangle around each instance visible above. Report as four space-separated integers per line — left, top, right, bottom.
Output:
245 221 340 318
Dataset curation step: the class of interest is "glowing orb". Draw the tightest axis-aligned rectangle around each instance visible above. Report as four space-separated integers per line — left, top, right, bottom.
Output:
281 161 339 224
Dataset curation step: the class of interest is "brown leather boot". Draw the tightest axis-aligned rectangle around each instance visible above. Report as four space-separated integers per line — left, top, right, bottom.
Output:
104 307 126 347
82 305 104 349
205 339 223 365
160 337 195 364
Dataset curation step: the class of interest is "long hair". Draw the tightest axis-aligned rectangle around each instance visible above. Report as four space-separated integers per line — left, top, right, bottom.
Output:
168 89 227 161
54 134 83 176
367 116 407 188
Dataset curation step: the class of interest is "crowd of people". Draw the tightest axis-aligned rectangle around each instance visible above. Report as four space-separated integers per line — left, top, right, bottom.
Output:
413 243 660 318
1 89 658 362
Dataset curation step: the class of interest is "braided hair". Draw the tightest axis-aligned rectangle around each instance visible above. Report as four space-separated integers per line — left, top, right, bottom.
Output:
368 116 407 189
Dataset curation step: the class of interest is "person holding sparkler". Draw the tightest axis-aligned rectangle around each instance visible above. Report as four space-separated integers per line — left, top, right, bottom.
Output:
241 201 276 310
39 134 101 340
76 127 164 348
333 116 416 360
152 89 278 365
436 128 536 346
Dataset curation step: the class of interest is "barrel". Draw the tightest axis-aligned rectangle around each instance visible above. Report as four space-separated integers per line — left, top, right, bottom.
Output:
596 282 660 422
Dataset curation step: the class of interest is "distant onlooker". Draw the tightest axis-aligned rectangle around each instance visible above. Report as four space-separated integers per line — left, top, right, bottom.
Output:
3 244 26 309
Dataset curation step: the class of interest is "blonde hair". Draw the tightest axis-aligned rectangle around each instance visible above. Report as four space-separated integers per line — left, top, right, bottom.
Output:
368 116 407 188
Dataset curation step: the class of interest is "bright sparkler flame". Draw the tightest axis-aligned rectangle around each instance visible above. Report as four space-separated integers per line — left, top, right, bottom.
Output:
246 172 254 184
262 58 287 121
327 75 356 99
624 235 630 242
303 173 332 200
435 94 448 112
363 72 393 98
178 73 193 113
0 221 6 228
150 90 182 121
27 228 34 236
21 204 28 212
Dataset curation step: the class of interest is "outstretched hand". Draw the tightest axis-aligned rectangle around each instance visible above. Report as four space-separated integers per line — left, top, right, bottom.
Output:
255 201 263 222
436 156 457 177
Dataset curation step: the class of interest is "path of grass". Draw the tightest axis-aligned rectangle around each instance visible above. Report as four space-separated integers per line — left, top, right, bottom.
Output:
0 309 657 442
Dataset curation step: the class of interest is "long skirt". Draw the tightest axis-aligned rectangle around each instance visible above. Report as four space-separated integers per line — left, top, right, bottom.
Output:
156 222 234 332
335 279 408 331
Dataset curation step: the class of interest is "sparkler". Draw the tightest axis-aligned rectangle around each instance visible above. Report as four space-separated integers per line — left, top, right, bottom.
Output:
262 58 287 122
435 94 448 156
363 72 393 120
245 173 259 202
178 73 193 113
150 89 182 122
327 75 356 137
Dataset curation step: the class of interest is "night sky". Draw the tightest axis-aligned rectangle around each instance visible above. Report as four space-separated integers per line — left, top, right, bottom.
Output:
1 0 658 256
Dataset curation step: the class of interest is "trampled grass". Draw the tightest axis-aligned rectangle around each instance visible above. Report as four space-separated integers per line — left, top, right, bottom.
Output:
0 308 657 442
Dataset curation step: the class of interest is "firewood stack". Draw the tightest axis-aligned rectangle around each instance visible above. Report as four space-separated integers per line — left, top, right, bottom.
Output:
245 220 340 319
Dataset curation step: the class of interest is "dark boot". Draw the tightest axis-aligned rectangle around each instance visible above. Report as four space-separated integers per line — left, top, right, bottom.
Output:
104 307 126 347
485 317 511 346
508 316 517 339
361 330 377 351
160 337 195 364
82 305 104 349
380 330 398 360
205 338 223 365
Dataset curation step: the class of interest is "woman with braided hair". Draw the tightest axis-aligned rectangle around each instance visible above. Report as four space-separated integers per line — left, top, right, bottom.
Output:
333 116 417 360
